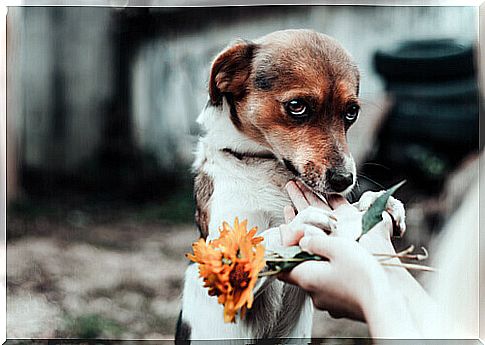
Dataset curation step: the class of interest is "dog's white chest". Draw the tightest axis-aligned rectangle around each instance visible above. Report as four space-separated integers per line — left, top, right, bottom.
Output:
203 151 292 239
180 102 313 340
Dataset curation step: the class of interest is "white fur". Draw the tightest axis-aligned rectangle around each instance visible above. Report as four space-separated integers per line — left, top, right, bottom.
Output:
181 99 313 340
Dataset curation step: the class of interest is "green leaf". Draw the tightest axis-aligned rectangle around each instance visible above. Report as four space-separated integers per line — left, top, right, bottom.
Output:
271 245 302 259
265 246 326 272
361 180 406 236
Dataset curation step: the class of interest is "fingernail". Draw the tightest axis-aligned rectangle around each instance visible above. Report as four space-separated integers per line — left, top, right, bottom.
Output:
285 180 295 190
382 211 392 223
330 220 337 232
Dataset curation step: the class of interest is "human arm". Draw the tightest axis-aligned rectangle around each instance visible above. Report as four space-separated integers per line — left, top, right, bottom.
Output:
280 181 433 337
326 193 442 338
279 230 422 338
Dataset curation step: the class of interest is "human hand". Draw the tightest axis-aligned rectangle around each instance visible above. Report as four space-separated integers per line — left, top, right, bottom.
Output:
284 181 398 256
327 194 397 257
279 181 338 246
279 231 391 321
291 184 409 288
310 186 409 285
284 180 367 240
280 182 423 337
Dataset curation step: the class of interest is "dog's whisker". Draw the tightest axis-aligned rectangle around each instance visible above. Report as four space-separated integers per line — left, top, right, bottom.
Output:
356 173 385 189
354 179 361 193
347 188 358 203
361 162 392 171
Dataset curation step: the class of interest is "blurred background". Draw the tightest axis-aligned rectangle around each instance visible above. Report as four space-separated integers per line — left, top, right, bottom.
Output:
5 5 482 339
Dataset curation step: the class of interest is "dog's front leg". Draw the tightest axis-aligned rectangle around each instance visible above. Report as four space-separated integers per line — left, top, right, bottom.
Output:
180 211 274 340
253 206 338 293
353 190 406 236
180 263 253 341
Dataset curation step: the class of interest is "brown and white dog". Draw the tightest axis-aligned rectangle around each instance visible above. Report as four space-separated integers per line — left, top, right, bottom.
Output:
176 29 405 341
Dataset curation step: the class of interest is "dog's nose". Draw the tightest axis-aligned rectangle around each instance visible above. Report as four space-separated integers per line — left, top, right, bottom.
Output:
326 168 354 193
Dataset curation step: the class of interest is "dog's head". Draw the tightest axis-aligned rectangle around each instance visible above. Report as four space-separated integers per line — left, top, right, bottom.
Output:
209 29 360 196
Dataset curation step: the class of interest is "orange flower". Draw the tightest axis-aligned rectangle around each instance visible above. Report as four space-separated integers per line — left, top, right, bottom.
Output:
186 218 266 323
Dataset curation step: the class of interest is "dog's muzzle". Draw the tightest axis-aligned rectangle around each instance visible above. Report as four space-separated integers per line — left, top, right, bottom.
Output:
326 168 354 193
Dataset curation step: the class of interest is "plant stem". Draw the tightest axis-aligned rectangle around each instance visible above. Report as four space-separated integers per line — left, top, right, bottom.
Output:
380 262 436 272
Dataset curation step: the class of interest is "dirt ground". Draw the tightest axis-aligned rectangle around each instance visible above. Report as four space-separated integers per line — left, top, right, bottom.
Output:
7 207 370 339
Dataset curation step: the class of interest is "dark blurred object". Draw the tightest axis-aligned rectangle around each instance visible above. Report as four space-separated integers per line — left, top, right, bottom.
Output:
373 39 480 193
375 39 475 81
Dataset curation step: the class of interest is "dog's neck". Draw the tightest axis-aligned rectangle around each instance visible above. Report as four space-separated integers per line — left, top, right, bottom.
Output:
221 147 276 161
194 98 278 169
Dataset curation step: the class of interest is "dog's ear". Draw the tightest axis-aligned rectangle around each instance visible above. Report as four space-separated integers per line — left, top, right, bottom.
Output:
209 40 256 106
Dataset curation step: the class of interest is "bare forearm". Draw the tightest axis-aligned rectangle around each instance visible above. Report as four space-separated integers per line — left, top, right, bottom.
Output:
387 267 443 337
362 273 422 338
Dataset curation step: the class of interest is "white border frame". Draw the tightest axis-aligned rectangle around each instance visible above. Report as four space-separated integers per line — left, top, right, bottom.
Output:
0 2 483 344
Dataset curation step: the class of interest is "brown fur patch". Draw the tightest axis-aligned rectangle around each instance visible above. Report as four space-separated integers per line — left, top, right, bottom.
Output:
194 171 213 239
213 29 360 194
209 40 256 106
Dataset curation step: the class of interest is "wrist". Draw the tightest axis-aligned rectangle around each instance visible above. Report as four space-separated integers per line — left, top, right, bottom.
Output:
359 268 422 338
385 261 418 291
360 267 392 312
357 263 393 313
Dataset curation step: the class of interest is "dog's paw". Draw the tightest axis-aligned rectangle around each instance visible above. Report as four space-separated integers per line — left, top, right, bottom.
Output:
291 206 338 233
280 206 337 246
354 190 406 237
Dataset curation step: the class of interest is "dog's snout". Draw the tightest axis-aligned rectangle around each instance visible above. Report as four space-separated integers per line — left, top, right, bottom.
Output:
326 168 353 193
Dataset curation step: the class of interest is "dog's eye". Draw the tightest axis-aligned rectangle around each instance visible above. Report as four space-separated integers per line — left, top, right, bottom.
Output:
286 99 309 118
344 104 360 123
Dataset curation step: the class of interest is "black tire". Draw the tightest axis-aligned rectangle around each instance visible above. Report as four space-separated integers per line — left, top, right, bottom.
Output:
386 99 479 146
386 77 479 102
374 39 475 82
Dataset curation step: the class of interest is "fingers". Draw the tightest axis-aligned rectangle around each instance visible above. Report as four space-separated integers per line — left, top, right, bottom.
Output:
299 234 336 258
260 227 284 250
281 202 338 246
284 205 296 224
278 260 331 291
281 206 335 246
281 223 327 246
280 224 301 247
285 181 309 212
296 206 336 228
327 194 350 210
355 191 406 237
295 180 331 211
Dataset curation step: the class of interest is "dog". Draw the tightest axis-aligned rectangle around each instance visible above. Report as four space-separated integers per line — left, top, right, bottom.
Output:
176 29 405 341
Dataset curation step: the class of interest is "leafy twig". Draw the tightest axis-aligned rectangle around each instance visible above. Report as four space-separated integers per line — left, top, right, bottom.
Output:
359 180 406 239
